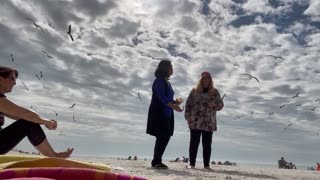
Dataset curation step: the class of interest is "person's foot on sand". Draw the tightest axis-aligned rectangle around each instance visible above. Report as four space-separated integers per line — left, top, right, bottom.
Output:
152 163 168 170
55 148 73 158
186 165 195 169
204 166 213 170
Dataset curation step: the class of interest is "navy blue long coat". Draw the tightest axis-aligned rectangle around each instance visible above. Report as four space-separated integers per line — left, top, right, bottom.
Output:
146 77 174 137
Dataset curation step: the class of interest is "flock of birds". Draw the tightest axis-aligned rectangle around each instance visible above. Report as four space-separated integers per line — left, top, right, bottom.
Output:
6 15 319 139
232 70 319 134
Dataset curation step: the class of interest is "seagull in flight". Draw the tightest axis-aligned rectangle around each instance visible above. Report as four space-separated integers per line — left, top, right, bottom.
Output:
53 110 58 116
66 24 74 42
21 81 29 91
311 106 319 111
269 112 274 116
284 123 293 132
266 55 285 61
69 103 76 109
35 74 41 80
10 53 14 62
280 105 286 109
25 18 44 32
292 92 301 99
234 115 245 119
221 94 226 100
137 92 143 101
295 104 302 107
315 98 320 102
241 73 260 83
41 51 54 60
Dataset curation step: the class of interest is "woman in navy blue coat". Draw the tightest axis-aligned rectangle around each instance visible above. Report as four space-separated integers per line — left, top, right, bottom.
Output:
147 60 183 169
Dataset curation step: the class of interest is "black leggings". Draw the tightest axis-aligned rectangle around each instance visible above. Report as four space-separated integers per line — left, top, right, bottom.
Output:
152 135 171 166
189 129 213 167
0 120 46 154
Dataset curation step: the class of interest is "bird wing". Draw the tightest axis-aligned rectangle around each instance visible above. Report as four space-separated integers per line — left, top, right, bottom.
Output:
253 76 260 83
21 81 29 91
68 24 72 33
39 25 45 32
25 17 35 23
69 34 74 41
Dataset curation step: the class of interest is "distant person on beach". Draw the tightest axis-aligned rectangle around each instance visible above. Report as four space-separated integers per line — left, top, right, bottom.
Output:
0 66 73 158
278 157 288 169
185 72 224 169
146 60 183 169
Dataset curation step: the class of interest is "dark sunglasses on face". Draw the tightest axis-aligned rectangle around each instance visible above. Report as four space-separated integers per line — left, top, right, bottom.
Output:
7 76 16 82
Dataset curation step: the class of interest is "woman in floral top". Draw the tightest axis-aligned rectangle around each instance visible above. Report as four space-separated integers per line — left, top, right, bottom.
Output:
184 72 224 169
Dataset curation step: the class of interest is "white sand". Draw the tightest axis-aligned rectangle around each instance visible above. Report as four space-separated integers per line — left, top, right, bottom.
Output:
72 157 320 180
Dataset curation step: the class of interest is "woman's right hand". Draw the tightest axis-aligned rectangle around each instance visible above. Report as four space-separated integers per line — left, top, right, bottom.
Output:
44 120 57 130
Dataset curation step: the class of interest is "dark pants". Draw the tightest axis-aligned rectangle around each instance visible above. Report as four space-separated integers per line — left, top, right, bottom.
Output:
0 120 46 154
151 135 171 166
189 129 213 167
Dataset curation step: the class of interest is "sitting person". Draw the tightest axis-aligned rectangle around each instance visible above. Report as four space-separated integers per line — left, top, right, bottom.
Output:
317 163 320 171
278 157 288 169
0 66 73 158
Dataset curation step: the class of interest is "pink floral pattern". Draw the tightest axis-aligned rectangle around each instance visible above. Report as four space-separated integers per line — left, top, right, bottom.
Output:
185 88 224 131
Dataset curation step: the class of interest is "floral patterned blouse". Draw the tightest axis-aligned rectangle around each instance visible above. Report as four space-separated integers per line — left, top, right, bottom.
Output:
184 88 224 132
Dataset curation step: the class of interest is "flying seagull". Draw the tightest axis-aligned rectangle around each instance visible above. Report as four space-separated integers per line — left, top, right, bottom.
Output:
69 103 76 109
53 110 58 116
315 98 320 102
66 24 74 41
241 73 260 83
25 18 44 32
21 81 29 91
10 53 14 62
221 94 226 100
138 92 143 101
35 74 41 80
280 105 286 109
292 92 301 99
284 123 293 132
266 55 285 61
41 51 54 60
234 115 245 119
310 106 319 111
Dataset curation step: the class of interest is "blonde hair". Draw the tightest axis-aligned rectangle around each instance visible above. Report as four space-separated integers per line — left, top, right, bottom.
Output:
194 76 216 95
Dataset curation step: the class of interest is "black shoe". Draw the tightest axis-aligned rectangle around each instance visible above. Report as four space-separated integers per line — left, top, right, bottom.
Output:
152 163 169 169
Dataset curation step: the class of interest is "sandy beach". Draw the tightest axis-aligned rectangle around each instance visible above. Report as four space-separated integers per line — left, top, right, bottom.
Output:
4 151 320 180
72 156 320 180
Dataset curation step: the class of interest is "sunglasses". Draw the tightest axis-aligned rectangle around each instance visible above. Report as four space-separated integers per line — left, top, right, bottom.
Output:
7 76 16 82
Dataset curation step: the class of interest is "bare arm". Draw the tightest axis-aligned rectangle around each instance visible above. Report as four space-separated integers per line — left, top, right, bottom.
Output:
0 98 52 127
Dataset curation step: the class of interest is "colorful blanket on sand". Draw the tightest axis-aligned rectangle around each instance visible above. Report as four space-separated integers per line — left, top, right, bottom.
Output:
0 156 109 171
0 167 147 180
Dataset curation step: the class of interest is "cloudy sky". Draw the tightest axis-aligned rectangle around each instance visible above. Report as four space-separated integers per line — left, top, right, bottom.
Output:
1 0 320 166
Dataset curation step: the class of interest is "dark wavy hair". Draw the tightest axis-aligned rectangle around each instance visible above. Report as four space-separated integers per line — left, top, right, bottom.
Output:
0 66 18 78
154 60 172 78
